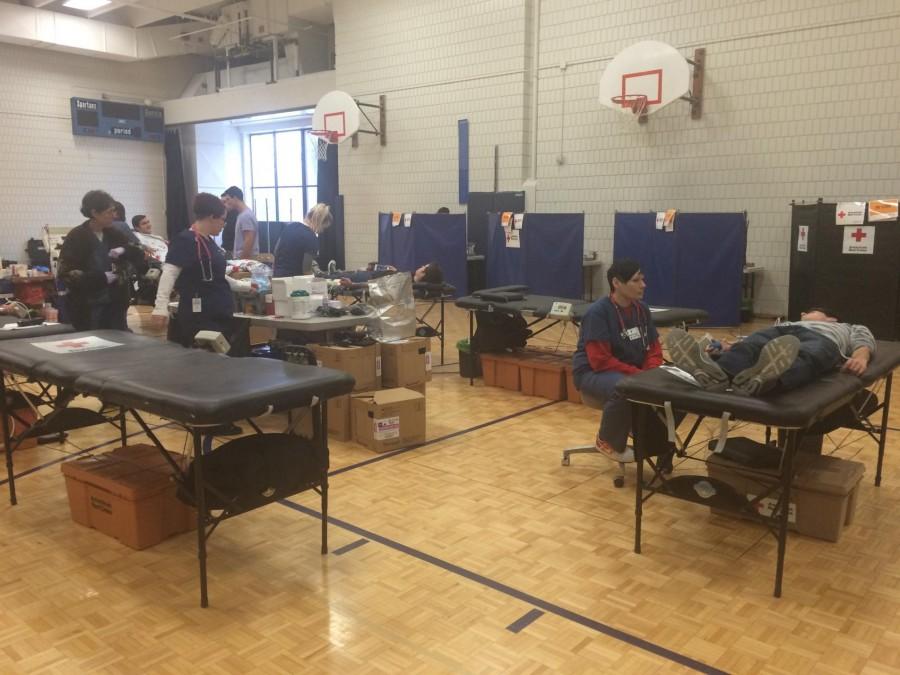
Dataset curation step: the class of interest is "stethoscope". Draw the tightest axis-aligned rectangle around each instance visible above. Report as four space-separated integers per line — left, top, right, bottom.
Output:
611 296 648 351
191 227 215 283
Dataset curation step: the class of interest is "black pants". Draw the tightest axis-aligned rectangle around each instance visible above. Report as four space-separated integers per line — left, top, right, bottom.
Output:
70 300 129 332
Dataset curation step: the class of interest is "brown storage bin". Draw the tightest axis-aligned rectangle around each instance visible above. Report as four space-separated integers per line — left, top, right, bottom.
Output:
61 444 195 550
707 452 864 542
518 353 567 400
564 365 581 404
479 353 520 391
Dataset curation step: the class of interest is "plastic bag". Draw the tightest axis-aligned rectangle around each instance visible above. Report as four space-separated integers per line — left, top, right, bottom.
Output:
367 271 416 341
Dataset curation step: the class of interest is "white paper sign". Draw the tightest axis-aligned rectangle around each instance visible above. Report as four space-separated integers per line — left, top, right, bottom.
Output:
506 228 521 248
835 202 865 225
403 213 412 228
512 213 524 229
425 352 432 372
32 336 123 354
797 225 808 252
375 355 382 377
655 212 665 230
842 226 875 255
373 416 400 440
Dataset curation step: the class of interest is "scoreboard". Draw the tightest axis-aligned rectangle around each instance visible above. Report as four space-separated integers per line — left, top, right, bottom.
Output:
70 97 165 143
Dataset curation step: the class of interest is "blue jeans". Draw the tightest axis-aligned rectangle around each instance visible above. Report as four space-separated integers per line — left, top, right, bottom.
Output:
717 326 843 392
575 369 632 453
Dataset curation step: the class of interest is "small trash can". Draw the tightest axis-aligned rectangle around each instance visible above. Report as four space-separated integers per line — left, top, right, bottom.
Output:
459 350 482 378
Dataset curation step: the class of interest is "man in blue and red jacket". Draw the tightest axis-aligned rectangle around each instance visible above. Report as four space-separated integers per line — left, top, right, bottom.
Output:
572 258 663 462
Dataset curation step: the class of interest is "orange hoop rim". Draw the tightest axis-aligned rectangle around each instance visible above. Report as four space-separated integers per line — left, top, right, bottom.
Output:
310 129 340 143
610 94 649 114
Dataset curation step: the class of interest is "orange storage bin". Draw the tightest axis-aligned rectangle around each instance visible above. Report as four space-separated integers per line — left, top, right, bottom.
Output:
519 353 567 400
479 353 521 391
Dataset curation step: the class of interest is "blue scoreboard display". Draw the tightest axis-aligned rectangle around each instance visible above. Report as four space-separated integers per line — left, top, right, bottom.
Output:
70 97 165 143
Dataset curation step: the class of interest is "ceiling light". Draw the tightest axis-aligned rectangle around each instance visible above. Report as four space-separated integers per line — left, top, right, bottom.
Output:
63 0 112 11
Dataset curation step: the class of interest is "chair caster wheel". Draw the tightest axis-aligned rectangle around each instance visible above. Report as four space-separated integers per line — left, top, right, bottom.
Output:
613 476 625 488
561 456 570 467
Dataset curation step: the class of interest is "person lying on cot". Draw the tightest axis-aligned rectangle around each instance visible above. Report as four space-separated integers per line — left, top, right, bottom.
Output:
665 308 876 396
571 258 667 463
325 261 444 286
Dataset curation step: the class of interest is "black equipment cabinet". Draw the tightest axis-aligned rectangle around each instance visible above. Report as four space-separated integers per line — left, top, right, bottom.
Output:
789 201 900 339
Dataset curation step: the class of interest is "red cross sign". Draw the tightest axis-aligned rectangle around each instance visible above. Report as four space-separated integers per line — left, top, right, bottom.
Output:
838 210 846 219
851 227 867 242
57 340 89 349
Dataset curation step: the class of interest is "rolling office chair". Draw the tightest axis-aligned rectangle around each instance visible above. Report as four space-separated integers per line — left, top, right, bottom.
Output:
561 391 627 488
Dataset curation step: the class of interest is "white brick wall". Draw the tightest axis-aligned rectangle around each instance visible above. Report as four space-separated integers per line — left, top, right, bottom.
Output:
333 0 900 316
0 43 202 261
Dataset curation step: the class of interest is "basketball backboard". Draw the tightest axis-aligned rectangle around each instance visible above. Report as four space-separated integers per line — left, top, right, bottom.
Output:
599 41 691 118
312 90 361 143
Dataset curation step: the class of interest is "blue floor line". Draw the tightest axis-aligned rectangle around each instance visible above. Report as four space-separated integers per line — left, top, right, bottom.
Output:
280 500 727 675
506 608 544 633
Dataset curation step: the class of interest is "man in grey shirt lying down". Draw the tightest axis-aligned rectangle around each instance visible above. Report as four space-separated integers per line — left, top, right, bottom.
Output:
664 308 876 396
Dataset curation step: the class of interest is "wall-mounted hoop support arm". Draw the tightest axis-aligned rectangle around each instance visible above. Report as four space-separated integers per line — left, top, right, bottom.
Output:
352 94 387 148
680 47 705 120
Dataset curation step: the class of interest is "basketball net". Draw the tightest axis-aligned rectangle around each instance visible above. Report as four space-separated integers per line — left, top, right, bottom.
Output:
611 94 649 119
311 130 338 160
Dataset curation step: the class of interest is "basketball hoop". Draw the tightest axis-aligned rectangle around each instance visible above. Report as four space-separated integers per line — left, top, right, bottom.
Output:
611 94 649 117
310 129 339 160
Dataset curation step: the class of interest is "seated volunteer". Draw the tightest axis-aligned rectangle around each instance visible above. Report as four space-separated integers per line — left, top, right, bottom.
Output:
272 203 333 278
666 308 876 396
571 258 665 463
58 190 145 331
151 193 243 353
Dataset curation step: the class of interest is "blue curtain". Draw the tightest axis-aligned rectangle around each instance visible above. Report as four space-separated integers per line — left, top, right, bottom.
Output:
486 212 584 297
410 214 467 295
522 213 583 298
614 211 746 325
613 213 676 306
486 212 525 288
377 213 467 294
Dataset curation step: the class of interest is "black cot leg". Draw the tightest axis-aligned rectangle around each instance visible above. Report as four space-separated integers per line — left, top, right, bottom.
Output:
875 373 892 487
774 429 798 598
118 407 127 447
192 429 209 608
440 296 446 366
319 401 329 554
1 374 16 506
633 403 644 555
468 311 474 386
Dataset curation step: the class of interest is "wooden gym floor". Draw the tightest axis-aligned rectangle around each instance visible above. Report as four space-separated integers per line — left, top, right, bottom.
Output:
1 303 899 674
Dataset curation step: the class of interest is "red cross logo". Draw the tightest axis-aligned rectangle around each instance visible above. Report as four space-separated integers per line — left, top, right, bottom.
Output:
837 210 846 219
57 340 89 349
851 227 867 242
800 229 806 240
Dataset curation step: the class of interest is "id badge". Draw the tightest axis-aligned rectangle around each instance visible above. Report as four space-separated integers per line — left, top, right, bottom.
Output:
625 327 641 341
192 296 202 313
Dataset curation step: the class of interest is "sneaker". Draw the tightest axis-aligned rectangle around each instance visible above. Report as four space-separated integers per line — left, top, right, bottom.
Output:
595 437 635 463
665 328 730 390
731 334 800 396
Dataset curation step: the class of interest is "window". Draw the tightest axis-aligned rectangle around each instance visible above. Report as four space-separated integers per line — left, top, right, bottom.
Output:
248 129 319 223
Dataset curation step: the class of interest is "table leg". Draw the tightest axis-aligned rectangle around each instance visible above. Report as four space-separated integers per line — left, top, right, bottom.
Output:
440 297 446 365
774 429 797 598
118 407 127 447
876 373 892 487
192 429 209 608
634 403 643 554
1 375 16 506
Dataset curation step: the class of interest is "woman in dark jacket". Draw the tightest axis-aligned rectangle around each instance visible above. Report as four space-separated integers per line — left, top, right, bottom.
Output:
57 190 144 331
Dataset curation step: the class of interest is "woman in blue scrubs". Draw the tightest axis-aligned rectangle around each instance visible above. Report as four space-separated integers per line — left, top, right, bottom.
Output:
151 193 237 350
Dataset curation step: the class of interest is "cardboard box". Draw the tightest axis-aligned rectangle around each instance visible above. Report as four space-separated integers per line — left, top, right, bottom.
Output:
310 343 381 391
380 337 432 388
707 453 864 542
61 444 195 550
293 394 353 442
518 353 567 400
480 353 520 391
351 388 426 453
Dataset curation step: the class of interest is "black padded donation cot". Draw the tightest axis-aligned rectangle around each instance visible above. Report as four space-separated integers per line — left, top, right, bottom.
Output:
0 330 354 607
455 285 708 383
616 340 900 598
